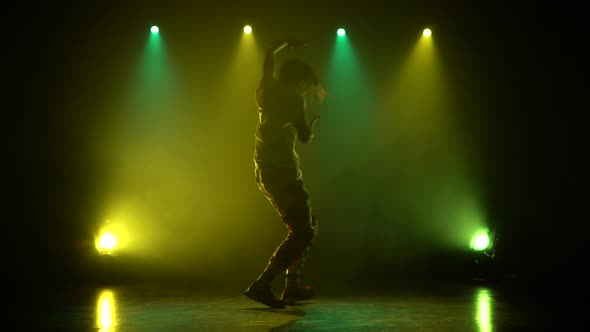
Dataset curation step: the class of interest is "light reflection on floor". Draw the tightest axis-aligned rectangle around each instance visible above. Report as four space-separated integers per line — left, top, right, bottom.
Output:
23 283 554 332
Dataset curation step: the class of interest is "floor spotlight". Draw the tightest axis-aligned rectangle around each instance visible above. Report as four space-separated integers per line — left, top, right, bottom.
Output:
96 232 118 255
470 228 496 257
470 227 499 281
95 220 126 256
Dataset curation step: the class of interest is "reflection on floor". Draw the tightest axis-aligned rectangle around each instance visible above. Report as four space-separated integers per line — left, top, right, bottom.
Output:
21 282 558 331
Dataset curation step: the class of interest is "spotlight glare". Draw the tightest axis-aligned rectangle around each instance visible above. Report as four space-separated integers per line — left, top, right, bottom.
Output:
423 28 432 37
151 26 159 34
97 232 117 253
337 28 346 37
470 229 490 251
243 25 252 34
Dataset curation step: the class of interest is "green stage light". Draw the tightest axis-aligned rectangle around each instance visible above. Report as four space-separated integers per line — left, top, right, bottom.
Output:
151 26 159 34
337 28 346 37
470 229 491 251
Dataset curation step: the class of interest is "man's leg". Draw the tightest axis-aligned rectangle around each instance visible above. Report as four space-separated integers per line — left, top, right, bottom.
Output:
245 166 288 308
259 166 315 275
245 210 314 308
282 215 318 302
246 166 316 307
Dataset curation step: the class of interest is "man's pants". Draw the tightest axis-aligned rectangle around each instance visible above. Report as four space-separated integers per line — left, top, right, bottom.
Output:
255 165 318 274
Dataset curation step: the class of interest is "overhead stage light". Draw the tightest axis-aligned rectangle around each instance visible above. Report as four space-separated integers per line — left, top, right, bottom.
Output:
337 28 346 37
151 26 159 34
243 25 252 34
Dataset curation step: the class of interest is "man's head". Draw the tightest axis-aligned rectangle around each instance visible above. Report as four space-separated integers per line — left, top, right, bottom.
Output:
279 59 326 103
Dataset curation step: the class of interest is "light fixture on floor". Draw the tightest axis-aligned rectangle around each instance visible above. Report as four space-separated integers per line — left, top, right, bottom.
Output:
470 227 498 281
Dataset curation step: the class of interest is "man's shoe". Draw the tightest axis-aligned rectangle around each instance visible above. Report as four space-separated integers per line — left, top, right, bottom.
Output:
245 280 287 309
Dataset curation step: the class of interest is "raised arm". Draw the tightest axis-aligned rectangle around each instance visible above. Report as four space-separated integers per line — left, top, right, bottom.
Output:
256 40 290 109
265 40 290 78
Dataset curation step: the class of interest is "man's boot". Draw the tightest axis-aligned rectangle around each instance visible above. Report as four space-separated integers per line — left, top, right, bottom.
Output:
245 260 286 309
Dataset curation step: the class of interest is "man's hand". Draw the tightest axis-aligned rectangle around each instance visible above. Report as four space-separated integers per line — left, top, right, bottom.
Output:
284 116 319 143
284 116 319 130
310 116 320 129
308 116 319 142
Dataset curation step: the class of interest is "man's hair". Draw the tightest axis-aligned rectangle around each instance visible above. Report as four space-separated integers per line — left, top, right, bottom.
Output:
278 58 318 86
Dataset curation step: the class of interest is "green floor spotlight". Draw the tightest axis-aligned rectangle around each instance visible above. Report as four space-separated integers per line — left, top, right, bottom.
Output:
470 227 499 281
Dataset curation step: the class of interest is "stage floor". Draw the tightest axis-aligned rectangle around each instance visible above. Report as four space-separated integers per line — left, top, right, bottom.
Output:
19 281 559 331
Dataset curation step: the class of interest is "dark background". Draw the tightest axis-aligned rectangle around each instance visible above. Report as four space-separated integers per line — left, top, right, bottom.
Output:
5 1 579 297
